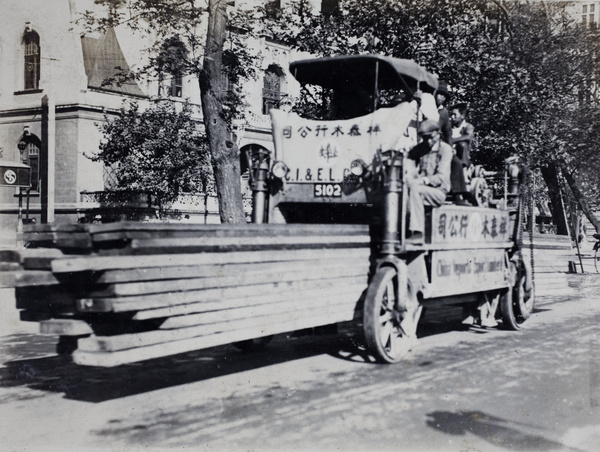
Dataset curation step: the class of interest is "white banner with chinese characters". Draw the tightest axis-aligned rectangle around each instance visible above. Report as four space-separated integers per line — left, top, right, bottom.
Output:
428 248 509 298
270 104 417 184
431 206 512 245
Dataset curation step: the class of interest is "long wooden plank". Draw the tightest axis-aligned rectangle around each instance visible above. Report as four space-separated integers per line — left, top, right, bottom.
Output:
81 274 368 313
73 302 359 366
0 270 60 287
78 289 363 352
87 221 368 235
24 223 89 233
0 262 22 272
52 247 370 273
90 223 369 243
74 310 354 367
39 319 94 336
89 260 369 297
159 287 365 329
132 281 368 320
94 255 368 284
127 234 370 254
0 248 65 269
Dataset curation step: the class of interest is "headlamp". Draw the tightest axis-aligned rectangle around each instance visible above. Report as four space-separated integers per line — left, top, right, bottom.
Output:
350 159 367 176
271 161 289 179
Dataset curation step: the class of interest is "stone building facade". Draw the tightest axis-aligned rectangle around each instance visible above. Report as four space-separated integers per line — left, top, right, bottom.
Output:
0 0 313 244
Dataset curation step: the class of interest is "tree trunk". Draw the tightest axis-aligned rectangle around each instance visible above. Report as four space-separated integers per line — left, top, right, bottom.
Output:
199 0 245 224
540 164 569 236
561 164 600 233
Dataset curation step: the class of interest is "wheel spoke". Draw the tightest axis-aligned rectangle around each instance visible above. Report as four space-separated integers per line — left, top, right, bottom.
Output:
384 280 395 309
388 330 397 355
380 320 393 348
379 310 393 324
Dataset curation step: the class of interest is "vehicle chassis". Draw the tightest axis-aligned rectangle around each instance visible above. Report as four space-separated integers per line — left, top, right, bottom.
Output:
247 54 535 363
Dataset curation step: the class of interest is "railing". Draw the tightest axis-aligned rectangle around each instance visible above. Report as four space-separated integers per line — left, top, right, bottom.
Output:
79 191 253 223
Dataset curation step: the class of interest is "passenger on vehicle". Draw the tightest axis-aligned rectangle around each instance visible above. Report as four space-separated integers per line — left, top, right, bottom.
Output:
405 120 453 244
417 89 440 123
391 86 438 152
435 81 452 145
449 102 475 169
436 85 471 206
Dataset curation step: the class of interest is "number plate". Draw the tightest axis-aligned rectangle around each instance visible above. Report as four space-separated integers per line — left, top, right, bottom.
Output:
314 183 342 198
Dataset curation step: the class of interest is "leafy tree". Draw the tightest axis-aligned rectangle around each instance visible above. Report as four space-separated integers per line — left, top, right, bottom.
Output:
82 0 256 223
264 0 600 232
90 101 212 213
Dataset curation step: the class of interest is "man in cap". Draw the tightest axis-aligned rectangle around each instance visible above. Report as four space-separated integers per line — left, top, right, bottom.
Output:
405 119 453 243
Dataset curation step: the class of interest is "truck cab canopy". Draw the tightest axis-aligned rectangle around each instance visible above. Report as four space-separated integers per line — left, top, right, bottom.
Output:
289 54 439 93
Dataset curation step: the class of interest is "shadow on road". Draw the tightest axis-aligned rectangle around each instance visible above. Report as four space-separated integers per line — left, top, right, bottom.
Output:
0 302 554 404
426 410 584 452
0 331 355 403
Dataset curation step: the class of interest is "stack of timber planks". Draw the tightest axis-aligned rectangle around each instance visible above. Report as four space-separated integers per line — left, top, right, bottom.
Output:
521 232 577 297
2 222 372 367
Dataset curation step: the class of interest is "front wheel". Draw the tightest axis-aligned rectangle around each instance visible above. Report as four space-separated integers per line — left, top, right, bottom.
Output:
501 258 535 330
363 266 420 363
594 244 600 273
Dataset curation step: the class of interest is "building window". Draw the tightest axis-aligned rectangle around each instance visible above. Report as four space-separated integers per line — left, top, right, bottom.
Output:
262 65 283 115
103 163 119 190
23 30 40 90
158 72 183 98
169 73 183 98
582 4 596 28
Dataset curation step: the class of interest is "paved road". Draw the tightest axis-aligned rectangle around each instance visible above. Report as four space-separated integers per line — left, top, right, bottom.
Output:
1 275 599 451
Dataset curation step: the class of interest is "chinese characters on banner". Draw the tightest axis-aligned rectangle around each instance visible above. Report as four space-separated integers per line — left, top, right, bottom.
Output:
432 207 511 244
270 107 414 184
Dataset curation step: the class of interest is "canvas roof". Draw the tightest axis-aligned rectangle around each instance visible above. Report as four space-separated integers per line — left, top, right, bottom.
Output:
289 54 438 93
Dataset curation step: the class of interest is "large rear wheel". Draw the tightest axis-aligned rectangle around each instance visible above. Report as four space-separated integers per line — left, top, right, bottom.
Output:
500 258 534 330
363 266 420 363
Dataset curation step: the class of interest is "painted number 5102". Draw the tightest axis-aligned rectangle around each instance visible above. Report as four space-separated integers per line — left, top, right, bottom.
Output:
314 183 342 197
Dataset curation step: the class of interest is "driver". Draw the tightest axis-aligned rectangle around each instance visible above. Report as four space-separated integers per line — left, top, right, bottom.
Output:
405 120 453 244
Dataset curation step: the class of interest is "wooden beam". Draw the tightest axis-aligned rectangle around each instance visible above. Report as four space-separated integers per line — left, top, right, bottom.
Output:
52 247 370 273
88 260 368 297
73 305 358 366
132 281 367 320
82 274 368 313
39 319 94 336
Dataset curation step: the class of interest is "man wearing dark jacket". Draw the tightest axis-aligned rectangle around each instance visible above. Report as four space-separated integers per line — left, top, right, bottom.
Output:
436 84 471 205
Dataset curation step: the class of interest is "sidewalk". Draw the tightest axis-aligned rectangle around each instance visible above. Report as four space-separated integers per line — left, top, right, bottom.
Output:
0 287 37 336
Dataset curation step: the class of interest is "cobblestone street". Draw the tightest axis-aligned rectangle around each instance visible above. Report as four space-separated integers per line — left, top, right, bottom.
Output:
1 274 599 451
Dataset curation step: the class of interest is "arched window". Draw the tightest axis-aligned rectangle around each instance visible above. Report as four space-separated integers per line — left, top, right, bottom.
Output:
24 30 40 90
262 65 284 115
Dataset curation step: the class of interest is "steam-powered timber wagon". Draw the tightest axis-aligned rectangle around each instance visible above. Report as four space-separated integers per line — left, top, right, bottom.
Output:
2 55 533 366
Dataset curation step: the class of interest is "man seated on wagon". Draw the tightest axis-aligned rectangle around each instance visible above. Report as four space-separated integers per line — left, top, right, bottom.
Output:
405 120 453 244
